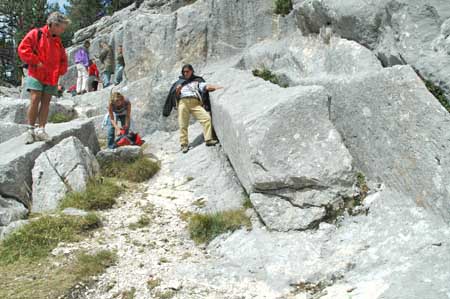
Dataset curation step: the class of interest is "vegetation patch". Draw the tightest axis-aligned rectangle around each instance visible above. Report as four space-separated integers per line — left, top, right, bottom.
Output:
0 250 115 299
356 172 369 201
100 155 160 183
252 67 288 88
147 277 162 290
48 112 75 123
73 250 117 279
187 209 251 244
243 195 253 209
0 213 101 264
60 177 124 211
119 287 137 299
425 80 450 113
129 215 151 230
274 0 293 16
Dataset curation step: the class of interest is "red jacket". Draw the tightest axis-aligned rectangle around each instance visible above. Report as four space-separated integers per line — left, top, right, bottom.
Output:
88 63 99 77
18 25 68 86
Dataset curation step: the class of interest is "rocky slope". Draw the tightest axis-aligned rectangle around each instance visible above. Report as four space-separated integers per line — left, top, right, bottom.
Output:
2 0 450 297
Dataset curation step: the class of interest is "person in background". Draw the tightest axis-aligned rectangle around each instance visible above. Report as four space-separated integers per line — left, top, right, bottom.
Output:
88 59 99 91
99 41 114 88
17 12 70 144
74 40 90 94
106 92 131 149
114 45 125 85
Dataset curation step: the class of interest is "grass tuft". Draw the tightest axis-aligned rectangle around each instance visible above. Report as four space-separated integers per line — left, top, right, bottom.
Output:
356 172 369 200
100 155 160 183
187 209 251 244
0 213 101 264
243 196 253 209
129 215 151 230
252 67 288 88
48 112 75 123
0 249 116 299
425 80 450 113
274 0 293 16
60 178 124 211
73 250 117 279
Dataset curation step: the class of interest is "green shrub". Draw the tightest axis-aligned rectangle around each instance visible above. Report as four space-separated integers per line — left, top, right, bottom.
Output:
48 112 74 123
0 213 101 264
425 80 450 113
60 178 123 211
274 0 293 16
100 156 160 183
187 209 251 244
252 67 288 88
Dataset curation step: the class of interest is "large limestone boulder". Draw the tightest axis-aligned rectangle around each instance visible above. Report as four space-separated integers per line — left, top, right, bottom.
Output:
297 0 450 99
236 33 383 84
317 66 450 221
0 120 100 208
209 68 354 231
31 136 100 212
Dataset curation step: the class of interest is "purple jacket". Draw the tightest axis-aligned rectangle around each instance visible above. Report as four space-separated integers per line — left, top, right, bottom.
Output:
74 47 89 67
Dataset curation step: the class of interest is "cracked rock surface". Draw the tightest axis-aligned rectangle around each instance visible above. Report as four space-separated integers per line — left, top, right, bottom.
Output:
31 136 100 212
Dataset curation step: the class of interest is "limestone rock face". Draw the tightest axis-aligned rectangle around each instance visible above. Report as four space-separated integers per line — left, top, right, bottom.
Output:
297 0 450 99
31 136 100 212
209 68 354 231
325 66 450 221
0 120 100 208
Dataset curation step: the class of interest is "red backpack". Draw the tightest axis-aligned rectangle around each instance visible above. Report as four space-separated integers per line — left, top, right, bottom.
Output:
114 129 144 148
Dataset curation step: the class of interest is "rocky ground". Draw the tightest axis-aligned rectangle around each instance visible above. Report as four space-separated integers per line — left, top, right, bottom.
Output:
43 124 450 299
51 125 273 299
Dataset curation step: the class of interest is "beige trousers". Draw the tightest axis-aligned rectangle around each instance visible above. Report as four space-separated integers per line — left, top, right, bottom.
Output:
178 97 212 146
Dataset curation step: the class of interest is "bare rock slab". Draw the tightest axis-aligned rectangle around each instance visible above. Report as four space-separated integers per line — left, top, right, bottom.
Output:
32 136 100 212
0 119 100 208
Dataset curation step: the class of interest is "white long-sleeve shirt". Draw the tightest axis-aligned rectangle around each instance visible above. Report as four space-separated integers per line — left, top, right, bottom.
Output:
179 81 207 99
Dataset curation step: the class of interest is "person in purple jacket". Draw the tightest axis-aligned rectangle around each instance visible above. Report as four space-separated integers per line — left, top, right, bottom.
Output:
74 40 90 94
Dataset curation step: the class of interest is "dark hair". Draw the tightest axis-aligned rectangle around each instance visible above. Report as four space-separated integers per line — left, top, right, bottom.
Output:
89 59 94 65
84 40 90 47
181 64 194 75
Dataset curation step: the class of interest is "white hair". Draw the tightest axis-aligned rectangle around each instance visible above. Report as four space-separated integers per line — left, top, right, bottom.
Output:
47 12 71 26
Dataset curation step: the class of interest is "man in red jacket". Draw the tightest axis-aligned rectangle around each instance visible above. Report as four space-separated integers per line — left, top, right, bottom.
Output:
18 12 70 144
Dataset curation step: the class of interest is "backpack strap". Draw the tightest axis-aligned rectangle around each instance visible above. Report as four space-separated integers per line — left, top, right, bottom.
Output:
32 28 43 55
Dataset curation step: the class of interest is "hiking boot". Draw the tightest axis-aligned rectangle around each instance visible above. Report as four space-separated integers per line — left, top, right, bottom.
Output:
35 128 50 142
181 145 189 154
25 128 35 144
205 139 219 147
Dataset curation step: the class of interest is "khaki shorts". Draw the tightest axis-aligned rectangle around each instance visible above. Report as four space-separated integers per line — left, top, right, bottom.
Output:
26 76 58 96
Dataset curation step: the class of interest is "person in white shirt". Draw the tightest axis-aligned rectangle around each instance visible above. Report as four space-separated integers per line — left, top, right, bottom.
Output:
175 64 223 153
